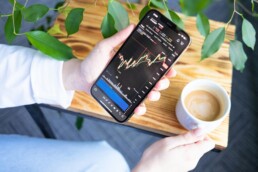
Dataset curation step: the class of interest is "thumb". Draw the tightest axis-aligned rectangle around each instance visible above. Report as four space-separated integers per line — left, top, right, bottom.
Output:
164 129 206 149
102 24 135 50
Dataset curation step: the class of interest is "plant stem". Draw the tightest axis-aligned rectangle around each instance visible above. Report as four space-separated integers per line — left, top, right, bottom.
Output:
12 0 25 36
238 1 258 17
127 0 135 16
49 8 58 11
60 0 70 10
12 0 17 35
225 0 244 31
0 14 12 17
24 0 28 7
162 0 169 12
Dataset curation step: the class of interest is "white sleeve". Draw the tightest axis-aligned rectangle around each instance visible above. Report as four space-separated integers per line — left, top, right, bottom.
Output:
0 44 74 108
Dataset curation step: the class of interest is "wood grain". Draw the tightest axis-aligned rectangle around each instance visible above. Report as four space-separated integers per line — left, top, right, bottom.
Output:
55 0 235 149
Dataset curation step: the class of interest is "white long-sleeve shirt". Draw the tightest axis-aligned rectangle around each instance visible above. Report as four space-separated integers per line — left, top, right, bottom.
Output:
0 44 74 108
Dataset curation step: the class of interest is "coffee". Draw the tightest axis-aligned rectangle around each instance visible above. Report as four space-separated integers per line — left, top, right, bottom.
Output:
184 90 220 121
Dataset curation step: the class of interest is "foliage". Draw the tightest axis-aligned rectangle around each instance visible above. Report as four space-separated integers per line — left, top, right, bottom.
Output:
21 4 49 22
180 0 256 71
0 0 257 69
26 31 74 60
4 11 22 44
165 10 184 29
201 28 225 60
196 12 210 37
230 40 247 72
100 0 129 38
1 0 83 61
65 8 84 37
242 18 256 50
75 117 84 130
139 5 151 20
101 13 117 38
108 1 129 31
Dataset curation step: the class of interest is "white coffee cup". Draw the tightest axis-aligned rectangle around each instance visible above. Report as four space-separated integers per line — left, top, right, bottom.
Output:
176 79 231 132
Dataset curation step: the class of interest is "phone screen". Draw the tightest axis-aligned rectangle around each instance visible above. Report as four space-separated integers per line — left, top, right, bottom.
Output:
91 10 190 122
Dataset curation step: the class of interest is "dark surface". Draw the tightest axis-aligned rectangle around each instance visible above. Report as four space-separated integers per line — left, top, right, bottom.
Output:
0 0 258 171
25 105 56 138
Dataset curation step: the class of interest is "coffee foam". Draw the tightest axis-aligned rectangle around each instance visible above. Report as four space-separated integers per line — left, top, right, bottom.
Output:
184 90 221 121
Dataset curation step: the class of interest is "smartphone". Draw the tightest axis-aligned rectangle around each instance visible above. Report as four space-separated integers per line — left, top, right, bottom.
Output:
91 9 191 122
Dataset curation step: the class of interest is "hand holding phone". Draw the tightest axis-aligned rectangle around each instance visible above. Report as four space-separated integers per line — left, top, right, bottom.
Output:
91 10 191 122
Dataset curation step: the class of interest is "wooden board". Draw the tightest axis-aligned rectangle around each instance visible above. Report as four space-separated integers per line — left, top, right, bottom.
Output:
55 0 235 150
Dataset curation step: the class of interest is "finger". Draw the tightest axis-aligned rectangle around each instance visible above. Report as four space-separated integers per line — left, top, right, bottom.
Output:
173 136 214 171
103 24 135 50
165 68 177 78
163 129 206 149
110 49 117 57
154 78 170 91
183 136 215 159
147 91 161 101
134 103 146 116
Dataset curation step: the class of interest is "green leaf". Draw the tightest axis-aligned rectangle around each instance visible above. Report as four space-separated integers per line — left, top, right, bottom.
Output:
201 27 225 60
21 4 49 22
26 31 74 60
126 3 136 10
165 10 184 29
48 23 64 35
196 12 210 37
139 5 151 21
179 0 211 16
101 13 118 38
108 1 129 31
4 11 22 44
75 117 84 130
9 0 24 10
242 18 256 50
65 8 84 37
229 40 247 72
4 17 15 44
150 0 167 9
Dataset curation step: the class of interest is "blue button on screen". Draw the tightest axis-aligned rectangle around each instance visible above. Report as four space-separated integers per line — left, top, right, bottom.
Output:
96 78 129 111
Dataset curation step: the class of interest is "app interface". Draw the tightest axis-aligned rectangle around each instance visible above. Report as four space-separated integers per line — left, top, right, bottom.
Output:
92 11 190 121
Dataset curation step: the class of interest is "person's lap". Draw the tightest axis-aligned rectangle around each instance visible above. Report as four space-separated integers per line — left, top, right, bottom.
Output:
0 135 130 172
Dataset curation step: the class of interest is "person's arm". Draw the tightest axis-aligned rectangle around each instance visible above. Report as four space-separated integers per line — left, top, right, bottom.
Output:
0 44 74 108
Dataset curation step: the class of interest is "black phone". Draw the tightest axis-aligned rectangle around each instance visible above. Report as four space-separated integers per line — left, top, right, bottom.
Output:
91 9 191 122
